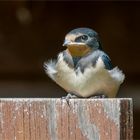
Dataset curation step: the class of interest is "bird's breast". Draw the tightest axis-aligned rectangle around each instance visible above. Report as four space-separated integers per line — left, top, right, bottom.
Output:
49 53 124 98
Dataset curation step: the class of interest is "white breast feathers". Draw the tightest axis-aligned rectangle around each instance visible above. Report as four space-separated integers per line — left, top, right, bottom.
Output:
44 53 125 98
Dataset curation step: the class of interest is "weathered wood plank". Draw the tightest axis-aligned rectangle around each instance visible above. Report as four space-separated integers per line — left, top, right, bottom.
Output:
0 98 133 140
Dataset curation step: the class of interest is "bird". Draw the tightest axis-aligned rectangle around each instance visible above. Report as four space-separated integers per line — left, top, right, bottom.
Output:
44 27 125 98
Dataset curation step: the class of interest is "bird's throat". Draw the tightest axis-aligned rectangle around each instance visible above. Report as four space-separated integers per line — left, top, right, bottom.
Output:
67 45 91 57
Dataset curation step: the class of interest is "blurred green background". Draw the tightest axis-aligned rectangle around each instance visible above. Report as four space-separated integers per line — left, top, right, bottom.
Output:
0 1 139 139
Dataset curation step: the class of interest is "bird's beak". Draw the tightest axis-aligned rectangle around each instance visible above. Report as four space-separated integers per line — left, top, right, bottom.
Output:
63 40 71 47
63 40 86 47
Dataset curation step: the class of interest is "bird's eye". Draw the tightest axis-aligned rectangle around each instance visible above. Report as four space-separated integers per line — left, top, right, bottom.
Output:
81 35 88 41
75 35 88 42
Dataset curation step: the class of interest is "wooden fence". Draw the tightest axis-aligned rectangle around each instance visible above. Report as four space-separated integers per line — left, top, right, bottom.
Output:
0 98 133 140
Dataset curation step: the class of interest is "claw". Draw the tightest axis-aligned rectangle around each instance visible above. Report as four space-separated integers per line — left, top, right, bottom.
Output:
62 93 78 106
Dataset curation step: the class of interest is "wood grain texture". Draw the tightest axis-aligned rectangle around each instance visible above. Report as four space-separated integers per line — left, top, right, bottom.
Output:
0 98 133 140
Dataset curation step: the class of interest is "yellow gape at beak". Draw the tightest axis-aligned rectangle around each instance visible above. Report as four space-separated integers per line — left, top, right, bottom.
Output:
67 44 91 57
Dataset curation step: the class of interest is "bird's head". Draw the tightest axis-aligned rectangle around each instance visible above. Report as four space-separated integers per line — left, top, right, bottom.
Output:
63 28 102 57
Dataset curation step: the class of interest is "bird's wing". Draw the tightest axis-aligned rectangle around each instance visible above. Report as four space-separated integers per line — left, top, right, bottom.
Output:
101 54 113 70
62 50 74 68
76 50 113 72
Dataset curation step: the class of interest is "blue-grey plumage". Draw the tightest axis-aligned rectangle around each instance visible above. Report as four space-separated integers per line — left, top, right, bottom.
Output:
44 28 125 98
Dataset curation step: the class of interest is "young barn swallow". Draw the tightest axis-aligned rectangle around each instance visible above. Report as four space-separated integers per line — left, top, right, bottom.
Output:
44 28 125 98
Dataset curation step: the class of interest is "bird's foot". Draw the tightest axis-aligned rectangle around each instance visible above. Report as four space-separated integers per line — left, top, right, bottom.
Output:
66 93 78 99
62 93 78 106
90 94 108 99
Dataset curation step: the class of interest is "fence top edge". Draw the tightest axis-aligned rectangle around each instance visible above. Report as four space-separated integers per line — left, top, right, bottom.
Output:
0 98 133 102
